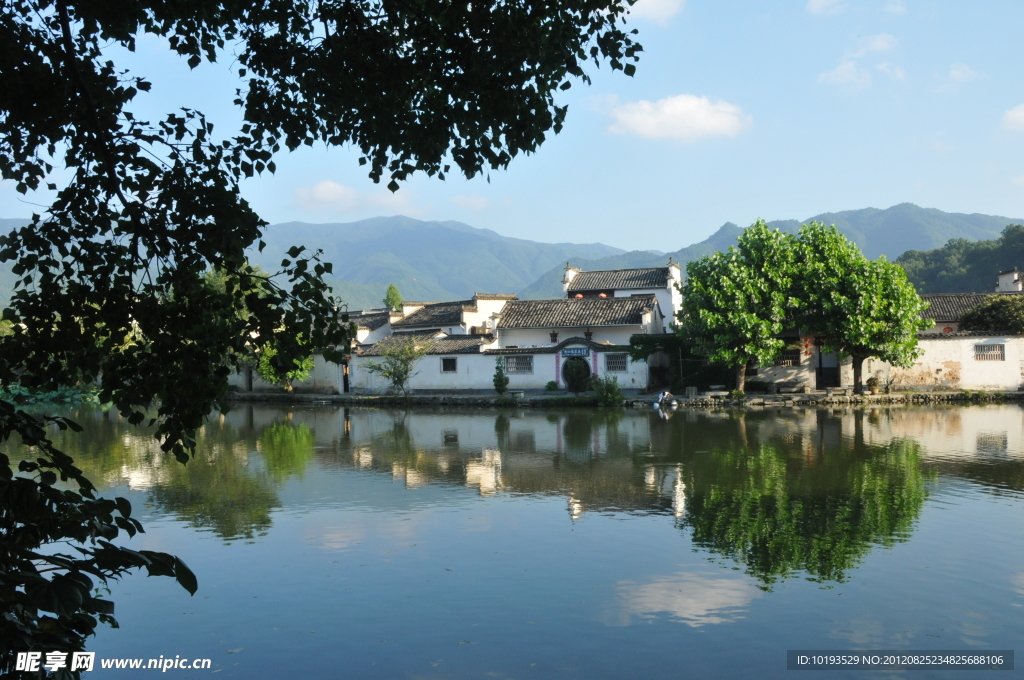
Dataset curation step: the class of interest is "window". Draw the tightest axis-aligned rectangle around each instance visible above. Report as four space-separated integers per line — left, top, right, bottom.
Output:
975 344 1005 361
441 357 457 372
506 355 533 373
774 349 801 367
605 353 628 372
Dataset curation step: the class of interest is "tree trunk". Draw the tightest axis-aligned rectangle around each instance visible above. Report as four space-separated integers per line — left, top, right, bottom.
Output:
852 355 865 393
735 363 746 393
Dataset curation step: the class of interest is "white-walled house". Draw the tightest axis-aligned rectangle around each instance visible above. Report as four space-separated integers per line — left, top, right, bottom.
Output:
563 262 682 332
347 294 665 393
750 288 1024 392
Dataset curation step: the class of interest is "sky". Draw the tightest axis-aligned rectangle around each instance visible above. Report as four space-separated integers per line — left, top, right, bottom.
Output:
4 0 1024 252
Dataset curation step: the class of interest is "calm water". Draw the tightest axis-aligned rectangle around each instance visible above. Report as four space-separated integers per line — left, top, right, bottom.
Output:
15 404 1024 678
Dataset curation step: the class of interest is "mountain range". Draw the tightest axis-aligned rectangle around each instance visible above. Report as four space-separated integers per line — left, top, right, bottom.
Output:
1 204 1021 309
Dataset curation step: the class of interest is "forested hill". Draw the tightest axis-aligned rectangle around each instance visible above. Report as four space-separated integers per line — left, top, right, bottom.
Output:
519 203 1022 298
2 206 1022 307
896 224 1024 293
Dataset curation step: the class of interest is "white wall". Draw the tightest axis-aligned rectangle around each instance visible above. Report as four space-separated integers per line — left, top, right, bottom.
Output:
349 346 648 393
892 336 1024 390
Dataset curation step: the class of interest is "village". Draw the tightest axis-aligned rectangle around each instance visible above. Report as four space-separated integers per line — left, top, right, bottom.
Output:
230 259 1024 399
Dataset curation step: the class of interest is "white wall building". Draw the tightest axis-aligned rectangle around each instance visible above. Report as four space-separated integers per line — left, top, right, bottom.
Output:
562 261 682 332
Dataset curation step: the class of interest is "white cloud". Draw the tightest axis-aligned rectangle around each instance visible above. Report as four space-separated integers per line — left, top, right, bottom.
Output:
1002 104 1024 132
819 60 872 89
294 180 420 215
851 33 897 58
948 63 980 83
629 0 685 23
876 62 906 80
807 0 844 14
1012 175 1024 188
884 0 907 15
608 94 752 141
616 572 762 627
450 194 490 211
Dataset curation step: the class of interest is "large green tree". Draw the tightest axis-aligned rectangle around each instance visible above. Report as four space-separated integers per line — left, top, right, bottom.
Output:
679 220 797 392
383 284 403 311
793 223 930 392
0 0 641 671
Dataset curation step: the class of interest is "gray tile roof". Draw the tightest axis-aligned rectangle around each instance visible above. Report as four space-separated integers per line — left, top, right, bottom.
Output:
497 296 658 329
485 337 632 355
393 300 474 328
347 310 392 330
358 333 494 357
473 293 519 300
920 292 1024 322
567 268 669 292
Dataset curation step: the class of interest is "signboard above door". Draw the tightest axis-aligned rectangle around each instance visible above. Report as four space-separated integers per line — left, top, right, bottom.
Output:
561 347 590 357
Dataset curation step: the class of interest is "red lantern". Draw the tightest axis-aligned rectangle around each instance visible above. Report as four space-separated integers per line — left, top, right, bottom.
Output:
574 294 584 299
598 293 607 298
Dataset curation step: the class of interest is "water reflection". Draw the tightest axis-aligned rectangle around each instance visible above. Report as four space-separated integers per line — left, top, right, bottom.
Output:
12 404 1024 585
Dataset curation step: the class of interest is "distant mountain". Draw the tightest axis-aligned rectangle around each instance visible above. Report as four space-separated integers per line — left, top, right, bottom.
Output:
519 204 1022 298
250 216 624 310
3 205 1021 309
518 222 744 299
788 203 1018 260
896 224 1024 293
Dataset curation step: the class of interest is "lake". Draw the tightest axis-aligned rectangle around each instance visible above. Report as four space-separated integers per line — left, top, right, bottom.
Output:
15 404 1024 678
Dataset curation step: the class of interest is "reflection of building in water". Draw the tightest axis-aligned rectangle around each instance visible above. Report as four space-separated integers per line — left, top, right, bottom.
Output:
466 448 502 494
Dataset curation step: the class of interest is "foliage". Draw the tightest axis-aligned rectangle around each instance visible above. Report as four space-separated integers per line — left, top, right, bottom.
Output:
959 295 1024 334
256 344 315 392
590 375 624 406
0 319 11 337
0 0 641 663
678 220 797 392
364 337 434 396
0 403 197 672
897 225 1024 293
562 358 591 395
546 380 560 392
383 284 403 312
0 384 102 406
493 357 510 395
792 223 930 391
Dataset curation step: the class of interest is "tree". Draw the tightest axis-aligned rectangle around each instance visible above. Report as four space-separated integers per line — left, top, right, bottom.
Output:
256 343 315 392
679 220 797 392
364 337 434 396
383 285 403 312
493 356 509 395
1 0 640 669
959 295 1024 334
793 223 930 392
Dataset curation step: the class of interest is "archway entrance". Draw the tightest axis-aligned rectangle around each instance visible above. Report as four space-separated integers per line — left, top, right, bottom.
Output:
561 356 591 392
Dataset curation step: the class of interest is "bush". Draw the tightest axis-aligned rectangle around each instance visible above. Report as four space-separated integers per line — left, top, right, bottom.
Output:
590 375 624 407
729 389 745 399
546 380 560 391
493 357 509 395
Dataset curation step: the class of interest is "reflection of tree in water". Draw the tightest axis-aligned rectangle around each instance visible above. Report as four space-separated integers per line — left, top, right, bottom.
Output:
680 438 926 588
24 409 319 542
562 413 593 458
146 448 278 541
258 422 316 481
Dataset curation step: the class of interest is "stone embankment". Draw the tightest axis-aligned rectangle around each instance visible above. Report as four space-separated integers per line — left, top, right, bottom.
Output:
227 389 1024 409
660 390 1024 410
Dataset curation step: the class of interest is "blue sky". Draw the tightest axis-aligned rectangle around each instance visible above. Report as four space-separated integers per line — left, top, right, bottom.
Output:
4 0 1024 251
